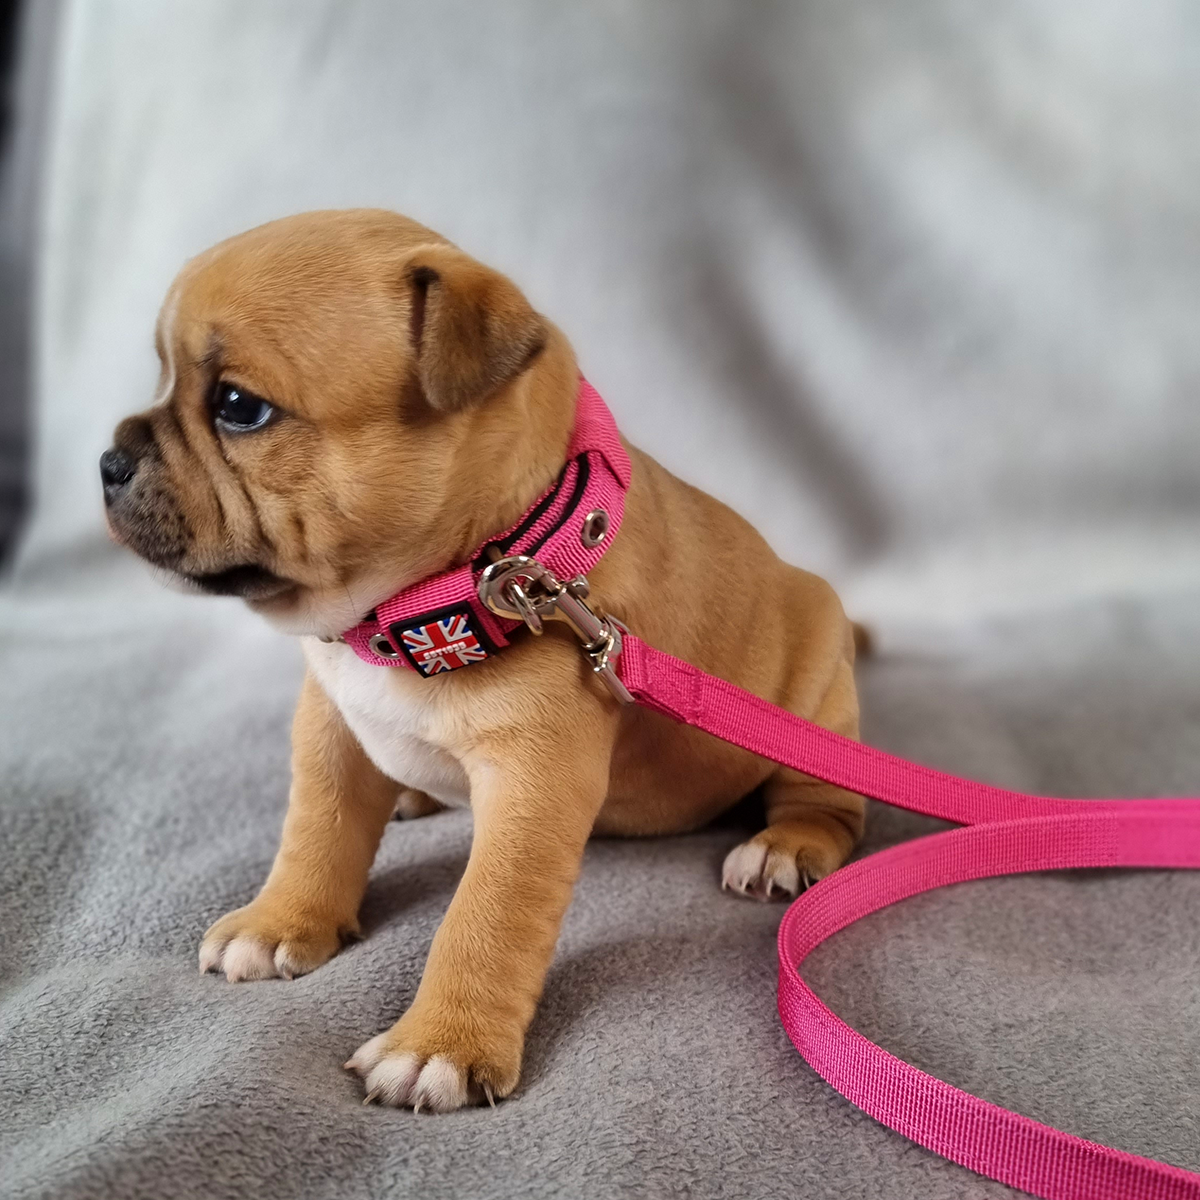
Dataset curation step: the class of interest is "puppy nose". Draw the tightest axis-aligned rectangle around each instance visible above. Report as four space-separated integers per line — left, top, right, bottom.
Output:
99 446 137 499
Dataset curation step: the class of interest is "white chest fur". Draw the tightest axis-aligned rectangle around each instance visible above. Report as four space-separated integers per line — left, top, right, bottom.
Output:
302 639 472 809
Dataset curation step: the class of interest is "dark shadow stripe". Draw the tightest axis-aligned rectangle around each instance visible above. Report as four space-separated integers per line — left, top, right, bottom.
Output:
475 457 572 564
522 452 590 557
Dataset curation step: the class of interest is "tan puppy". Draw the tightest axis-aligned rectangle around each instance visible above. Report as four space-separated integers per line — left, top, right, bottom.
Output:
102 209 864 1113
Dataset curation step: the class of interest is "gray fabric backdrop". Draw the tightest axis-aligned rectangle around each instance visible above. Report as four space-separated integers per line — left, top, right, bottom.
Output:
2 3 1198 1197
0 0 58 562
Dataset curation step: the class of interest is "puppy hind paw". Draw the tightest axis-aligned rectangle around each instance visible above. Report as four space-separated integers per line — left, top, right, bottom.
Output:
722 840 803 901
721 827 838 901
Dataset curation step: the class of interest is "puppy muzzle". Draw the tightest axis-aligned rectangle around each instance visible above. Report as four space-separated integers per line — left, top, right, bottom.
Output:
100 437 285 601
100 439 192 568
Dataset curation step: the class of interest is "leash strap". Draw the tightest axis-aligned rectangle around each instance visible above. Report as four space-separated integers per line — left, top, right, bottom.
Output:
617 634 1200 1200
357 364 1196 1195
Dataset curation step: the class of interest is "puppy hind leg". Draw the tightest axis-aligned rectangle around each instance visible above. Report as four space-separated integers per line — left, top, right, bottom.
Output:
721 656 864 901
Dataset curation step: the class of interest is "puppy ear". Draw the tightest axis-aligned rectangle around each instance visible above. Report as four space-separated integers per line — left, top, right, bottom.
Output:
403 244 546 413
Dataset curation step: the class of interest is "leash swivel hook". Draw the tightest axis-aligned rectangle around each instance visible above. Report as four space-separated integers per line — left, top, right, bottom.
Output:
477 555 634 704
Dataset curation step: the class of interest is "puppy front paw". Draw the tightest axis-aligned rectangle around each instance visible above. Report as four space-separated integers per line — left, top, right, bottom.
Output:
199 901 351 981
346 1006 521 1112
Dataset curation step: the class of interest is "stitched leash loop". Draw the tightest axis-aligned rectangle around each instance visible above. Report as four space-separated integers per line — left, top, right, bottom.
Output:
616 633 1200 1200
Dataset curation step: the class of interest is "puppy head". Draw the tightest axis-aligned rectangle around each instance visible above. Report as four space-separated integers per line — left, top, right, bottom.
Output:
102 209 575 636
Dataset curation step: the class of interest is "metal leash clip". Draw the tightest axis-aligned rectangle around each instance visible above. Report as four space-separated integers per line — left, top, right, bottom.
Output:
477 555 634 704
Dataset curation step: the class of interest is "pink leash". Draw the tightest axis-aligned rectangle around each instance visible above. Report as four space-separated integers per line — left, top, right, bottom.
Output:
617 635 1200 1200
345 379 1198 1196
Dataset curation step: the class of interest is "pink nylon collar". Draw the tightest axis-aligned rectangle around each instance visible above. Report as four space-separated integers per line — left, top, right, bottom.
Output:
342 378 630 673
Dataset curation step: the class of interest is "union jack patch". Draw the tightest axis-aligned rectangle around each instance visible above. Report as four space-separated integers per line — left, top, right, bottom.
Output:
390 607 491 676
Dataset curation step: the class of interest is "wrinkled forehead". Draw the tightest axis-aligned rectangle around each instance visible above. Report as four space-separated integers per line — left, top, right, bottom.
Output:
151 212 453 413
165 234 368 341
162 210 447 342
156 229 419 407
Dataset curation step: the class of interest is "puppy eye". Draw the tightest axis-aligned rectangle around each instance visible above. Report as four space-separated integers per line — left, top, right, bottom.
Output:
212 382 274 432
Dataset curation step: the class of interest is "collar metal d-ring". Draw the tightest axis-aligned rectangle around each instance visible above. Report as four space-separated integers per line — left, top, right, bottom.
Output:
477 555 560 635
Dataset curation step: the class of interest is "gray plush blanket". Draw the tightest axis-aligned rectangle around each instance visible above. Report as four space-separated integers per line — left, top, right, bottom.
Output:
3 2 1199 1197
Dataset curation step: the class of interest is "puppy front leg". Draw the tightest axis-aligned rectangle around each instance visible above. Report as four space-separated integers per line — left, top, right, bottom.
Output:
347 717 614 1111
200 672 397 981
